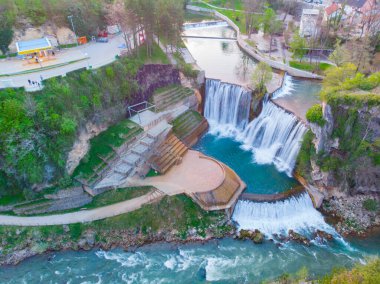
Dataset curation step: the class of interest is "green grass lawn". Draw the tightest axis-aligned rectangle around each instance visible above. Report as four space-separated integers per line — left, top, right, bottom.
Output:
191 1 246 33
0 193 26 206
145 169 161 177
135 43 170 65
86 187 152 209
184 11 217 22
73 120 142 179
203 0 244 10
290 61 333 73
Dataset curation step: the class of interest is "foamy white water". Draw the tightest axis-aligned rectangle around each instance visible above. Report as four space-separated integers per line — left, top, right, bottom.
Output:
232 193 336 237
183 21 228 30
239 99 307 176
272 73 295 99
204 79 251 135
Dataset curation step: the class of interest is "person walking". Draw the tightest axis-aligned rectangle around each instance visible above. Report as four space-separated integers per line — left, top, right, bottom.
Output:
28 79 31 85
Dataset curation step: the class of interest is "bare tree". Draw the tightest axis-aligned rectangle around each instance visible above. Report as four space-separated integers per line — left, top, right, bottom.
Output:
244 0 264 36
105 0 133 53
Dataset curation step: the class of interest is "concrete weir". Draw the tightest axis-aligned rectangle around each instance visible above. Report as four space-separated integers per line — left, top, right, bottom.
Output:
239 186 305 203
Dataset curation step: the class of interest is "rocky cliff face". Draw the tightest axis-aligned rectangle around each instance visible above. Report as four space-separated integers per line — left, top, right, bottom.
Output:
308 102 380 197
298 97 380 234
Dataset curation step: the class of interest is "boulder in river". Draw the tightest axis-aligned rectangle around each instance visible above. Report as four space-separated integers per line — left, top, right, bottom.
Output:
314 229 334 241
238 229 264 244
288 230 310 246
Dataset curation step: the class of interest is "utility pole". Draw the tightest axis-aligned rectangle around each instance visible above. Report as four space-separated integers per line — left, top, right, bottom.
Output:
68 15 79 46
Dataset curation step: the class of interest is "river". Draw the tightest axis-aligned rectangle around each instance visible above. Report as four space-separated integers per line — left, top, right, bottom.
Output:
0 22 378 283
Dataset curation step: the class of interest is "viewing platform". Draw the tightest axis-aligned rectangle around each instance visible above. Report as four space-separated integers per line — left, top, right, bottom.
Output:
134 149 245 211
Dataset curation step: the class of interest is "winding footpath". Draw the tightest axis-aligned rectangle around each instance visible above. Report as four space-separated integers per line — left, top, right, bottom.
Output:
0 191 164 227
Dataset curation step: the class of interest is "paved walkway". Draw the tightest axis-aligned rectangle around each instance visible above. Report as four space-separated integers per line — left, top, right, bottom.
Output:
0 33 128 89
131 150 225 196
0 190 163 226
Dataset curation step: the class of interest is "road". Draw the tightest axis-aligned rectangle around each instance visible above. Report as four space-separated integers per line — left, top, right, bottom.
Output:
0 33 127 89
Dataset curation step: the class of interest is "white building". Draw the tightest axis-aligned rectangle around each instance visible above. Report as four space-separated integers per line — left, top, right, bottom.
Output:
299 9 320 37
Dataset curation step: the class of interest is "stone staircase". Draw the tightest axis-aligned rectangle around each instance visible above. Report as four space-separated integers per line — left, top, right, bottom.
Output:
92 121 172 192
150 134 189 174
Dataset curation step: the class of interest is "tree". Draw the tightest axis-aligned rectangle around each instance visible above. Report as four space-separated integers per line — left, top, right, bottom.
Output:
0 24 13 55
328 39 349 66
289 32 307 62
343 37 374 72
252 62 273 93
244 0 264 35
105 0 133 53
360 0 380 38
0 1 15 55
282 0 297 22
261 8 282 56
322 63 357 91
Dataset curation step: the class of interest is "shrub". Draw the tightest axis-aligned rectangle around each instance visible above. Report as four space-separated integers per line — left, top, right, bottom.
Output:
363 199 378 211
306 104 326 126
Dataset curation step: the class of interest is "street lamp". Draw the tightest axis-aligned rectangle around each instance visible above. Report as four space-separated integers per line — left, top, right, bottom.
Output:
67 15 78 46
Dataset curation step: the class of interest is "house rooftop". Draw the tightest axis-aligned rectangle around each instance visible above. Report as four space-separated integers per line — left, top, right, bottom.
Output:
325 3 340 15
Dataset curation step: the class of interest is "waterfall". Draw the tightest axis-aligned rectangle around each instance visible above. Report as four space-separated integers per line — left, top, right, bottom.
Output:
232 193 336 237
204 79 251 135
271 73 295 99
183 21 228 30
239 99 307 176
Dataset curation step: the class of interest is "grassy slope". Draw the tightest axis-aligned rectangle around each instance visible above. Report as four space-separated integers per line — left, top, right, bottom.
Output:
73 120 142 179
0 42 169 198
191 2 246 33
290 61 333 73
0 195 229 258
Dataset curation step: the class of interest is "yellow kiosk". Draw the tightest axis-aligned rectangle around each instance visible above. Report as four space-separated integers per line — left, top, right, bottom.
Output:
16 37 54 64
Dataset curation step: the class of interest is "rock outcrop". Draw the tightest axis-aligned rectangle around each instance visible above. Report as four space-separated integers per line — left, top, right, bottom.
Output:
288 230 310 246
238 229 264 244
297 93 380 234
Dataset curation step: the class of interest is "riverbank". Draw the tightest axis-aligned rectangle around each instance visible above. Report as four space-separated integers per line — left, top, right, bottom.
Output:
0 194 233 266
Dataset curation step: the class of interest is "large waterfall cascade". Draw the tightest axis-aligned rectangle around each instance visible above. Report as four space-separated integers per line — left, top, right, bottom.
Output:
204 79 252 135
204 78 306 176
238 99 307 176
204 78 320 236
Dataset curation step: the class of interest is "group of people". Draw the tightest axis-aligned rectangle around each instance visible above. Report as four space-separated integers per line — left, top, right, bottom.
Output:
27 76 43 88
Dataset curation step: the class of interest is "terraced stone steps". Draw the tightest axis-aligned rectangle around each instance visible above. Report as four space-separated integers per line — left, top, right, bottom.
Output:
154 85 194 111
151 134 189 174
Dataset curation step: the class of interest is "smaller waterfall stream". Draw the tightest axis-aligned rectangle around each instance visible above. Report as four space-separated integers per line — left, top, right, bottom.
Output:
232 193 336 237
271 73 295 99
204 79 251 135
239 99 307 176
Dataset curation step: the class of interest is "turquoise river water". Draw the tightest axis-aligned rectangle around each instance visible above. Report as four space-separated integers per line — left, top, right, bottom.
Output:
0 21 379 284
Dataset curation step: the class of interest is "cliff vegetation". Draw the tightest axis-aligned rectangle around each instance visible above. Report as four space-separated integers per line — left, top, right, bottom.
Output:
0 44 170 199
